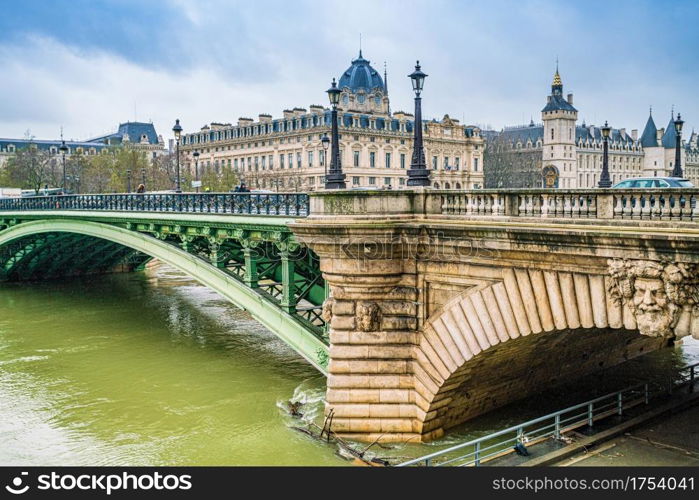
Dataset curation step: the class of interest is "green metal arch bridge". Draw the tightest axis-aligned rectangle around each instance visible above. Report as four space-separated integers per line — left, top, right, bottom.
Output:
0 193 329 373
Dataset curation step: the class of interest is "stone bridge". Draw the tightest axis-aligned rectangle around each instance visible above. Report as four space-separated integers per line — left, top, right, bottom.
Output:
2 188 699 443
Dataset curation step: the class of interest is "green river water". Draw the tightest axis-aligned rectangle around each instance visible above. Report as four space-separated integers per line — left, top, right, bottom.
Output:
1 263 697 466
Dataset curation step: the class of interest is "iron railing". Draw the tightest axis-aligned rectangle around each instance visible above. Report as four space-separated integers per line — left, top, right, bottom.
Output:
0 193 310 217
398 361 699 467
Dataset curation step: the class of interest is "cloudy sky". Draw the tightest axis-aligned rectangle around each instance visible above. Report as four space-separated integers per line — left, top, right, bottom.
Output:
0 0 697 142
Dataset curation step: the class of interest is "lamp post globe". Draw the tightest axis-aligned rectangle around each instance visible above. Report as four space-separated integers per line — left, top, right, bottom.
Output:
59 139 69 193
598 121 612 188
321 134 330 180
172 119 183 193
193 150 200 193
673 113 684 178
407 61 430 187
324 79 346 189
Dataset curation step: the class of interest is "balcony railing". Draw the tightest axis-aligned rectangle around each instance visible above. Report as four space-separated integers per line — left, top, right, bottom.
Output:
0 193 310 217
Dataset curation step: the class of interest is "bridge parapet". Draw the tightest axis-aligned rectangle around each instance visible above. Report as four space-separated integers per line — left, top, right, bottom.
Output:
0 192 309 217
308 188 699 222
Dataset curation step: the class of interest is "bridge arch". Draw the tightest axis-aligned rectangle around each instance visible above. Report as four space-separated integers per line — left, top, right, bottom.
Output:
414 268 668 440
0 219 328 373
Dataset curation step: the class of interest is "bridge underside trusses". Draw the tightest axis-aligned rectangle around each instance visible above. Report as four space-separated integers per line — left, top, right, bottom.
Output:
0 215 329 371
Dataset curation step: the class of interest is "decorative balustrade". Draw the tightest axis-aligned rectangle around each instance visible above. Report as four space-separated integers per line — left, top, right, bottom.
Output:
439 189 699 221
0 193 310 217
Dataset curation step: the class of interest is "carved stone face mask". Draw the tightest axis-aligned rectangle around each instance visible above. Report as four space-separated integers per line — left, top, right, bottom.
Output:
631 277 675 337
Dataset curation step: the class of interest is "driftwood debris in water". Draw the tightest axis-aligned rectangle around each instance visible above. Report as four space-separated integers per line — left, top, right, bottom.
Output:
287 407 393 466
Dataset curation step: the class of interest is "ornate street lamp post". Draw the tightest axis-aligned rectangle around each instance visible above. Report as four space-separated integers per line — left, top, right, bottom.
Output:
193 150 200 193
407 61 430 187
598 121 612 188
172 119 183 192
59 138 68 193
324 79 346 189
672 113 684 178
126 169 132 193
321 134 330 185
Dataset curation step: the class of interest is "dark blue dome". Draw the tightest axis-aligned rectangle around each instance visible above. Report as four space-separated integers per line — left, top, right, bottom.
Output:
338 52 385 93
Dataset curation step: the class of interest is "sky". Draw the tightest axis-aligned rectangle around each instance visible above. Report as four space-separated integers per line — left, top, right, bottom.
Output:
0 0 697 142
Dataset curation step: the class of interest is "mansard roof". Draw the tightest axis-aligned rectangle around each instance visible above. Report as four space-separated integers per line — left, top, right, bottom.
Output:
89 121 160 145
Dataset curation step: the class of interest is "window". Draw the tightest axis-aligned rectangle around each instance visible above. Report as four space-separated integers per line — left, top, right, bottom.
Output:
353 151 360 167
474 158 479 171
368 176 376 185
296 152 301 168
261 156 266 169
320 151 325 167
400 153 406 169
352 176 360 186
432 156 438 170
399 178 405 186
444 157 449 170
384 177 391 185
234 158 239 169
455 157 460 170
280 154 285 169
308 151 314 167
288 153 293 169
385 152 391 168
269 155 274 169
369 151 376 167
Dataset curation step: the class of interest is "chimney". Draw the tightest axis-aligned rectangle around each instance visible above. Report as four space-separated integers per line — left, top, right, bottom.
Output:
258 114 272 123
657 128 664 142
619 128 626 139
567 93 573 105
631 129 638 141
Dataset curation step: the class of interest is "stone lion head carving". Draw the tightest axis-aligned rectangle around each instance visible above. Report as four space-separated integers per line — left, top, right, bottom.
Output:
356 302 382 332
608 259 699 338
321 297 334 323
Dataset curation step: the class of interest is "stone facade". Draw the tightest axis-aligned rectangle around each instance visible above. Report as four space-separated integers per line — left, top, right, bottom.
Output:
180 52 485 191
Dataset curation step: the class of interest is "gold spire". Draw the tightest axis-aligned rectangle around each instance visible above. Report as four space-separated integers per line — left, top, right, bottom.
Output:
552 69 562 87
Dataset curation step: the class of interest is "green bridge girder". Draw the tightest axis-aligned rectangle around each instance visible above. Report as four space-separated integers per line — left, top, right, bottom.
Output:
0 212 329 373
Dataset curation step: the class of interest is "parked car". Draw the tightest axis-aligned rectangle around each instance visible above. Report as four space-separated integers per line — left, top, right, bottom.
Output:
612 177 695 210
612 177 694 188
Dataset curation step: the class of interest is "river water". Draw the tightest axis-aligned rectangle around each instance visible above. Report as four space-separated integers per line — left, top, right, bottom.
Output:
1 263 697 466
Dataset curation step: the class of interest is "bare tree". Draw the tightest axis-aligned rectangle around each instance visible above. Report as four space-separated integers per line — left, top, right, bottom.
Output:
484 133 542 188
0 143 56 194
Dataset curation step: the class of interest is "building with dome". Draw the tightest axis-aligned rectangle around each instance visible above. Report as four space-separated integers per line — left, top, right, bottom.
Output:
180 52 485 191
485 68 699 188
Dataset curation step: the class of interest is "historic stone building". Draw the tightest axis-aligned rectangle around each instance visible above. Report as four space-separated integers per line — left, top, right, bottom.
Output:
485 69 699 188
0 121 166 168
180 52 485 191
